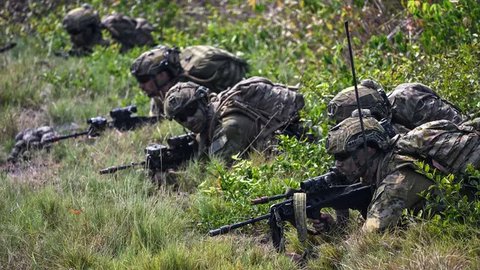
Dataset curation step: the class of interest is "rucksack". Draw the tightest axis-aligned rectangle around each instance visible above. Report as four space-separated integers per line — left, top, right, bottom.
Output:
101 14 154 51
180 45 249 93
388 83 466 130
395 120 480 175
211 76 304 141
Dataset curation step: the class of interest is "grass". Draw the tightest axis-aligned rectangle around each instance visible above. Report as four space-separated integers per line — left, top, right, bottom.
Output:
1 0 480 269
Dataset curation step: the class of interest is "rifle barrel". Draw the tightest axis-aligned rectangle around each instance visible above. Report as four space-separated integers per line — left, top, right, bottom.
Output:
208 213 271 236
99 161 146 174
251 194 289 205
42 130 90 144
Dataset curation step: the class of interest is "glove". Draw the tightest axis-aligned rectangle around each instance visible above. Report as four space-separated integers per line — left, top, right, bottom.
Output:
311 213 336 233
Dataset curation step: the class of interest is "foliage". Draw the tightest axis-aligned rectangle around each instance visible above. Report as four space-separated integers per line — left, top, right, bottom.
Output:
415 161 480 227
1 0 480 268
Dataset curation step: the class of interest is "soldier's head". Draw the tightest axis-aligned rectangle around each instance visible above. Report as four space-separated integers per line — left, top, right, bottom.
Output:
131 46 182 98
326 110 391 182
328 79 391 124
63 4 102 48
164 82 210 133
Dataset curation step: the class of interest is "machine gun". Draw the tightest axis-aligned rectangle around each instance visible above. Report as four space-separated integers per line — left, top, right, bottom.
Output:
42 105 160 144
99 133 198 174
209 170 373 252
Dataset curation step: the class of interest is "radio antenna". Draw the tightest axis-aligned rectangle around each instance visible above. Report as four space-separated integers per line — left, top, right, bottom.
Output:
345 21 367 148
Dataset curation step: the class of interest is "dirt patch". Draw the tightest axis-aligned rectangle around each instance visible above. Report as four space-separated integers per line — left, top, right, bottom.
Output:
1 156 62 189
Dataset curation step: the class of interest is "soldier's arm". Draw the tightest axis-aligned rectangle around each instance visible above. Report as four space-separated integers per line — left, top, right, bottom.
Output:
209 114 258 162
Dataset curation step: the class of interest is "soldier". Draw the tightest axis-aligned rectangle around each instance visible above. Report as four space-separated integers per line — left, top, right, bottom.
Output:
163 77 304 162
130 45 249 117
101 13 154 53
314 111 480 232
327 80 468 134
62 4 108 56
7 126 57 162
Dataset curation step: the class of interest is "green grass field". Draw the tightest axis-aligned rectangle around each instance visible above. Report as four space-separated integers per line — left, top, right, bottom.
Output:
1 1 479 269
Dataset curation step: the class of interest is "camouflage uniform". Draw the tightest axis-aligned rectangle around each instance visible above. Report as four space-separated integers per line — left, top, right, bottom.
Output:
164 77 304 162
101 14 154 53
62 4 107 56
8 126 57 162
326 114 431 232
328 80 468 133
131 45 249 116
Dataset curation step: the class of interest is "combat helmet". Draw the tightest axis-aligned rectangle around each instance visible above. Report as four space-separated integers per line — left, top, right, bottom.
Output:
130 46 182 82
63 4 101 35
326 109 391 155
164 82 209 121
328 79 391 123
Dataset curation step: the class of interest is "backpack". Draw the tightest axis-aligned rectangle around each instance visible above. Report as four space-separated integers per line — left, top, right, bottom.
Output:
388 83 466 130
180 45 249 93
395 120 480 175
101 14 154 51
211 76 304 141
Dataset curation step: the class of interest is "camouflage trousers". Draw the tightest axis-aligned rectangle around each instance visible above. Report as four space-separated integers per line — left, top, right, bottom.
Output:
363 168 433 232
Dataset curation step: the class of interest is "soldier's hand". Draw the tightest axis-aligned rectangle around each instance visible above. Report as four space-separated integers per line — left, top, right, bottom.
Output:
311 213 335 233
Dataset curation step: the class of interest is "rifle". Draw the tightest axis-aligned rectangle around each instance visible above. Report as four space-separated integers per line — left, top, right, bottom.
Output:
99 133 198 174
43 105 161 144
209 170 373 252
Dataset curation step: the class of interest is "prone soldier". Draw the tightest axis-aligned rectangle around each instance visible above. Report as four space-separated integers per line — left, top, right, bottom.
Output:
163 77 305 163
130 45 249 116
319 111 480 232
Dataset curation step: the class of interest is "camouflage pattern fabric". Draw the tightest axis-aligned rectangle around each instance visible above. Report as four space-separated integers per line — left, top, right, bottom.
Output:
179 45 249 93
192 77 303 161
211 76 304 146
326 114 390 155
8 126 57 162
63 5 106 54
388 83 467 130
328 83 390 123
146 45 248 116
395 120 480 174
363 165 433 232
101 14 154 52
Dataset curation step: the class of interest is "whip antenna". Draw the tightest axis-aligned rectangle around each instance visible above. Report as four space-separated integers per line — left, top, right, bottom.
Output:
345 21 367 148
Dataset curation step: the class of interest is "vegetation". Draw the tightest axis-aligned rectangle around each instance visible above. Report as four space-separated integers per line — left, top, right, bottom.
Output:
1 0 479 269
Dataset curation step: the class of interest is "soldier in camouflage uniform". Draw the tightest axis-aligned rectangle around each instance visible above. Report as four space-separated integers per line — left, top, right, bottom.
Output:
62 4 108 56
101 13 154 53
163 77 304 162
130 45 249 117
328 80 469 133
7 126 57 162
316 111 480 232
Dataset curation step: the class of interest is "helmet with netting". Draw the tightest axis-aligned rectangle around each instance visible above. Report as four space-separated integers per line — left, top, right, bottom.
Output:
130 46 182 80
328 79 391 123
326 110 391 155
164 82 209 120
63 4 100 34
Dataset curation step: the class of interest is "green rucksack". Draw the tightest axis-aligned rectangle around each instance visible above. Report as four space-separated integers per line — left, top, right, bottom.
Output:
395 120 480 175
180 45 249 93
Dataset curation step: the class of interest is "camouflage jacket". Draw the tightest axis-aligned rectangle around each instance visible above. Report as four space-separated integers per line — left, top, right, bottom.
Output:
197 77 304 161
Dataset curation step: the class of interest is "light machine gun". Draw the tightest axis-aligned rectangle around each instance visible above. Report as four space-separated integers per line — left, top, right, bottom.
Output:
99 133 198 174
209 170 373 252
